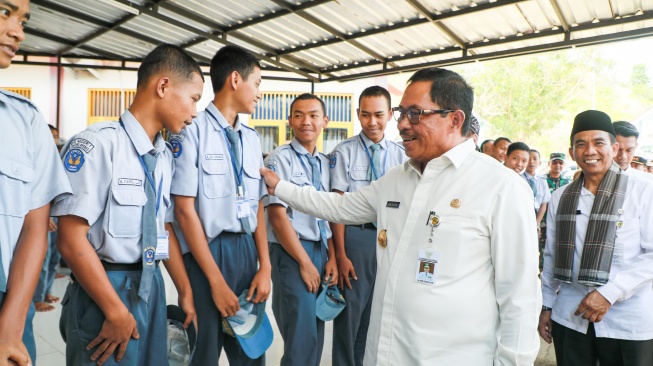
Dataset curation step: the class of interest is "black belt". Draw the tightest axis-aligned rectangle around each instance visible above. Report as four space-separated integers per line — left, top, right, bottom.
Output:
353 223 375 230
101 260 158 271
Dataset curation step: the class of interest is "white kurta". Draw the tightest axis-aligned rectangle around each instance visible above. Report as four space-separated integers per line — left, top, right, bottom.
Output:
274 139 541 365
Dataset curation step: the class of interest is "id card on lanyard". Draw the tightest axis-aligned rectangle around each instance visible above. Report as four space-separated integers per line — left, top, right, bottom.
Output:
119 119 169 260
206 110 250 219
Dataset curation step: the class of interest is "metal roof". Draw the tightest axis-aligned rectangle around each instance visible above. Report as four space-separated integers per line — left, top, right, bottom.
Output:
17 0 653 82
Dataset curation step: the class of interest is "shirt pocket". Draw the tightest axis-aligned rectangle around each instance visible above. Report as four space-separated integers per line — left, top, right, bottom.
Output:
108 188 147 238
290 172 311 187
350 167 369 182
201 161 233 199
243 160 261 200
0 158 34 217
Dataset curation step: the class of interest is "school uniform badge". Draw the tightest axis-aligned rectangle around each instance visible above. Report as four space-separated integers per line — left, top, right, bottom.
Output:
144 246 156 265
64 149 85 172
329 154 337 169
170 138 182 158
265 159 277 172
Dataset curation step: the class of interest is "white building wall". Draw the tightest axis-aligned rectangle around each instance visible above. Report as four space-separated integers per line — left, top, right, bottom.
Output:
1 63 406 142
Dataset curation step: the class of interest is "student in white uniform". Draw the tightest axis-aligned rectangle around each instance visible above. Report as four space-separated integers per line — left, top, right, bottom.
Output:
53 44 202 366
0 1 72 365
264 93 338 366
171 45 270 366
328 86 406 366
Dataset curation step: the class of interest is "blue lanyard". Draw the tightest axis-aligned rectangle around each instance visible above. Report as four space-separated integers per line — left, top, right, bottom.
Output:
206 109 244 192
119 119 163 215
359 135 387 180
289 143 322 190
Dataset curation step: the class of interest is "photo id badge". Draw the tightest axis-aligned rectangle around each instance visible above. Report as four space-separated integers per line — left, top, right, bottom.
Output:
236 196 250 219
155 231 169 260
415 248 439 285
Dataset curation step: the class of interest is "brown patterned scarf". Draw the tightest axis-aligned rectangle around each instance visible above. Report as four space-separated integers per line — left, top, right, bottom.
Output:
554 162 628 286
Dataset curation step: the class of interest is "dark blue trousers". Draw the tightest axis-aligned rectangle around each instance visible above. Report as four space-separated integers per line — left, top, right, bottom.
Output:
332 225 376 366
187 232 264 366
270 240 327 366
60 267 167 366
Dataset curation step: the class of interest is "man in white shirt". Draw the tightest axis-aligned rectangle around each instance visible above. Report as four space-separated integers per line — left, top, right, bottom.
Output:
613 121 652 183
539 110 653 366
260 67 541 366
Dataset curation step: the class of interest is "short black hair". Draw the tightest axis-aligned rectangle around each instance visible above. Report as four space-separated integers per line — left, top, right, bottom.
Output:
289 93 326 117
613 121 639 139
494 137 512 146
507 142 530 157
359 85 391 110
480 139 493 151
137 44 204 89
48 124 58 132
210 45 261 93
530 149 540 159
407 67 474 136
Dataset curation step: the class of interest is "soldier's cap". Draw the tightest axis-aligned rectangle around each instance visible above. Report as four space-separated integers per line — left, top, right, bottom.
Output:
570 110 614 140
632 156 648 165
549 152 566 162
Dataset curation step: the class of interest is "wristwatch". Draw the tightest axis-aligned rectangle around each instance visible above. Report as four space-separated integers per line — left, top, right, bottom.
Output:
542 306 552 311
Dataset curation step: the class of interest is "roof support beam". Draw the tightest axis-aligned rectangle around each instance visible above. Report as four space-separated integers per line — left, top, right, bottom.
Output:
268 0 390 64
23 28 127 60
549 0 571 32
325 26 653 83
108 0 320 81
277 0 527 56
404 0 468 49
318 11 653 75
226 0 333 32
155 1 323 74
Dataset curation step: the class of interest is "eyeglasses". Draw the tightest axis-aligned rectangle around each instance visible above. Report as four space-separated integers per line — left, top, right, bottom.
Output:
392 106 455 124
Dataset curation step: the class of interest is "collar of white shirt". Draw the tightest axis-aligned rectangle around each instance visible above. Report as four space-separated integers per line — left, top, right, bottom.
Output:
120 110 165 156
404 138 476 175
205 102 243 133
358 132 387 150
290 137 319 157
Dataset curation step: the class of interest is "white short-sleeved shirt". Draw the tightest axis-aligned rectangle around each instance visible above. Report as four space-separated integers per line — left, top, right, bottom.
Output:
0 90 72 280
329 133 407 194
51 110 174 264
170 103 265 253
263 138 332 243
522 172 551 211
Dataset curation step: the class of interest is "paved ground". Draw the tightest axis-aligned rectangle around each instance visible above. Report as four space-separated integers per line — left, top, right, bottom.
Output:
34 268 556 365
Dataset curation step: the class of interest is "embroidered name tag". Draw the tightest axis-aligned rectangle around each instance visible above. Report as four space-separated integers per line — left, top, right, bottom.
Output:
386 201 400 208
205 154 224 160
353 166 368 171
70 138 94 153
292 172 304 177
118 178 143 186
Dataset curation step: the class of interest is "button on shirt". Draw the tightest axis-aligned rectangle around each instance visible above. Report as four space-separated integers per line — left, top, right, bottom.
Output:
52 111 174 264
522 172 551 211
170 103 266 253
264 138 332 244
329 133 407 193
272 140 541 365
0 90 72 280
542 173 653 340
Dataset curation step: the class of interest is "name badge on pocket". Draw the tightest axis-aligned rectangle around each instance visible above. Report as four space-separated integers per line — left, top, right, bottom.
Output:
155 232 169 261
415 248 439 285
236 196 250 219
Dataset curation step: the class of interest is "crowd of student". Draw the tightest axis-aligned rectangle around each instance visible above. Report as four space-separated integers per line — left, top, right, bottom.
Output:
4 2 653 366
